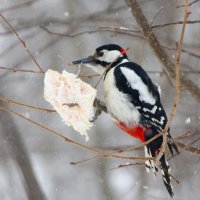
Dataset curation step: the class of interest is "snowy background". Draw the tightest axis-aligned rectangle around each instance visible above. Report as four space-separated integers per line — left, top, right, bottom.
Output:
0 0 200 199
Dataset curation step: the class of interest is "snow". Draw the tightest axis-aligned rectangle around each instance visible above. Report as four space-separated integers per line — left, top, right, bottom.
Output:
143 185 149 190
64 12 69 17
185 117 191 124
119 27 128 30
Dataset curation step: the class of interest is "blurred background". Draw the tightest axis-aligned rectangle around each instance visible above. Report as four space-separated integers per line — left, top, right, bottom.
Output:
0 0 200 199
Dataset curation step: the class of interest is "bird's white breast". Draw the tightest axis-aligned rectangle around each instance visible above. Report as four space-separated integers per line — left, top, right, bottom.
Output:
103 67 140 126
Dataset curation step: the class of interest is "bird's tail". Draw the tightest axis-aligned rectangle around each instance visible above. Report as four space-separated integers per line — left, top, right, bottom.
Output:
160 155 174 197
167 133 179 156
144 145 174 198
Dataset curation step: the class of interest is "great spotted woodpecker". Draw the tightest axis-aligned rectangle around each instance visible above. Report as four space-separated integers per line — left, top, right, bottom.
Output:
73 44 178 197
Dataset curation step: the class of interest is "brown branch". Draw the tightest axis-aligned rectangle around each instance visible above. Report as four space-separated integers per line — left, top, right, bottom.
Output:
40 19 200 39
71 155 154 166
150 6 164 25
176 0 200 8
43 26 200 60
0 0 42 13
0 105 111 157
125 0 200 103
69 129 199 166
161 44 200 59
0 95 55 113
155 0 189 165
69 130 170 166
40 25 144 40
99 27 200 59
40 26 103 38
109 162 144 170
176 142 200 155
173 130 192 140
0 13 45 74
0 66 43 74
152 20 200 30
0 105 157 164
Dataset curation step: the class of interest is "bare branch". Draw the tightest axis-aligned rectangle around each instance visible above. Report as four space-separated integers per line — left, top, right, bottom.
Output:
150 6 164 25
125 0 200 103
155 0 190 165
0 105 108 157
176 142 200 155
0 13 45 73
176 0 200 8
0 66 43 74
0 95 55 112
152 20 200 30
109 162 144 170
0 0 42 13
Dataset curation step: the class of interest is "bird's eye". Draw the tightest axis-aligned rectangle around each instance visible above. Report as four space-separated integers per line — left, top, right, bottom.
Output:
97 52 104 57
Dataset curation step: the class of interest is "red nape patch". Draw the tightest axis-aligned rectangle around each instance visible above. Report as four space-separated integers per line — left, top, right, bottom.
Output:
115 122 145 142
120 48 128 57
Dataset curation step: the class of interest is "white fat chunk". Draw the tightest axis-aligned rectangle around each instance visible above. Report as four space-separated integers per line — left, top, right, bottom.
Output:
44 69 97 141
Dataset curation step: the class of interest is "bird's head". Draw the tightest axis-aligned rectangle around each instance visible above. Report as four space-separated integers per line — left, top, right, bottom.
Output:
72 44 128 74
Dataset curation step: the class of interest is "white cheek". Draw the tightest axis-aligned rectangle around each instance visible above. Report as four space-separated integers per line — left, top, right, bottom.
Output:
99 50 121 63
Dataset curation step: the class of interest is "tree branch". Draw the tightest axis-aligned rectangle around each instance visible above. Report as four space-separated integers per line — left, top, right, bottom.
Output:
125 0 200 103
155 0 189 165
0 13 45 74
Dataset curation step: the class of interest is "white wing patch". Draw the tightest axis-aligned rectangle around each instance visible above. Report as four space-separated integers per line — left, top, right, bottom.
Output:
152 116 165 126
143 105 157 114
120 67 156 105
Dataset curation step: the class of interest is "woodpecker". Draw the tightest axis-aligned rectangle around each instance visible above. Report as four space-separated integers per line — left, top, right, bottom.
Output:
72 44 178 197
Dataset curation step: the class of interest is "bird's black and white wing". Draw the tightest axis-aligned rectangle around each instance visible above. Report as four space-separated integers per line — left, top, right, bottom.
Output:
114 62 167 132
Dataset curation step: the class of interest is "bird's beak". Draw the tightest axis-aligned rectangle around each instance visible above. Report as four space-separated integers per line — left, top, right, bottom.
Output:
72 55 95 65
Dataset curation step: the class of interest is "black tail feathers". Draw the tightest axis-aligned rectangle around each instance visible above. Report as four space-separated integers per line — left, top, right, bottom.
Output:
144 130 178 197
160 155 174 197
167 134 179 156
145 145 174 198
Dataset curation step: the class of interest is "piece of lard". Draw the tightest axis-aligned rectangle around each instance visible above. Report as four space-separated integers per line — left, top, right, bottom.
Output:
44 69 97 141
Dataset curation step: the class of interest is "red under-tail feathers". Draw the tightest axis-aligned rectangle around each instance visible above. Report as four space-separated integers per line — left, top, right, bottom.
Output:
115 121 175 198
115 122 145 142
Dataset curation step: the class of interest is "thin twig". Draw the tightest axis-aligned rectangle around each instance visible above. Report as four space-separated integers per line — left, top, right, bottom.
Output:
0 0 41 13
0 105 109 156
173 130 192 140
155 0 189 165
69 129 199 166
0 95 55 112
94 47 129 88
41 25 143 39
161 44 200 59
0 13 45 74
69 130 168 166
150 6 164 26
0 105 158 163
176 142 200 155
0 66 43 74
109 162 144 170
152 20 200 30
176 0 200 8
43 25 200 60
